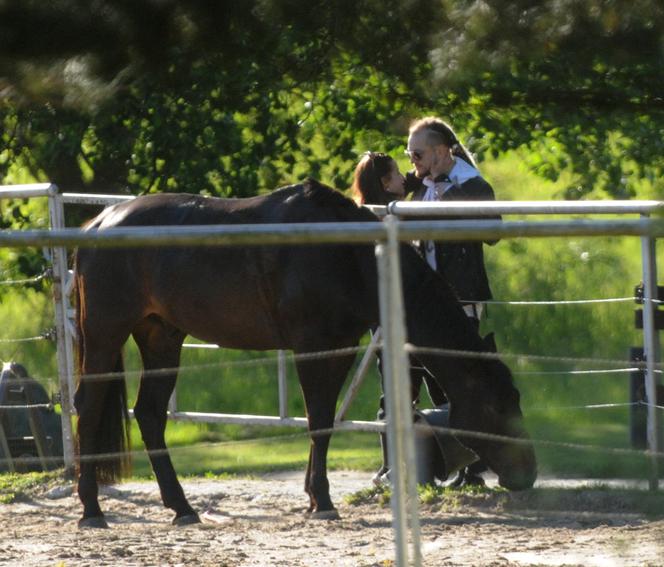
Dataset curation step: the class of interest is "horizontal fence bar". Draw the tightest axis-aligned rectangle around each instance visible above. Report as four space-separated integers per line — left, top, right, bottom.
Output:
0 222 382 247
129 409 385 432
0 186 133 205
8 187 661 218
61 192 135 205
2 218 664 249
381 218 664 240
4 187 663 218
0 184 58 200
385 200 664 217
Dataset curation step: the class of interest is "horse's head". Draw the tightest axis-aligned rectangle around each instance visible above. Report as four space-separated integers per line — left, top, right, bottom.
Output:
448 358 537 490
399 250 537 489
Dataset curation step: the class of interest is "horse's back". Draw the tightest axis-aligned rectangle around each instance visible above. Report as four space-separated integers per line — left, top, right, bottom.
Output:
88 187 290 229
88 180 375 230
75 181 380 350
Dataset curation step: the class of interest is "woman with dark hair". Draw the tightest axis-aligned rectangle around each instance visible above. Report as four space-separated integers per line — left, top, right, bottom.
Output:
351 150 475 487
351 151 405 205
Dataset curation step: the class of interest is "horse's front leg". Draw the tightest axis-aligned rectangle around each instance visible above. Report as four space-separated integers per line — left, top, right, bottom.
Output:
305 427 337 518
304 447 315 513
296 353 355 520
133 322 199 525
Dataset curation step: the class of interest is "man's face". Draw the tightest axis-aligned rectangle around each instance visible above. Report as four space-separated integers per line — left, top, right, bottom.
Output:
406 130 434 178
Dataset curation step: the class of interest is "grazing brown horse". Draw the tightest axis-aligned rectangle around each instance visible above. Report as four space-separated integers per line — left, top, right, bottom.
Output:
73 179 536 528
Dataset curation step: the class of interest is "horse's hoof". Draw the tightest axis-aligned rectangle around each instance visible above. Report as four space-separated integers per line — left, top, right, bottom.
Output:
172 513 201 526
78 516 109 529
308 508 340 521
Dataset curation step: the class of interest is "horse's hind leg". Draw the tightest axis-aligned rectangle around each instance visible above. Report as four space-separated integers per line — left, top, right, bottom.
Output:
132 316 199 525
76 338 129 528
296 351 356 519
76 354 117 527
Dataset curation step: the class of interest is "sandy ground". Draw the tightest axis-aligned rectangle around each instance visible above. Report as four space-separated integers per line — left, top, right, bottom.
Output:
0 471 663 566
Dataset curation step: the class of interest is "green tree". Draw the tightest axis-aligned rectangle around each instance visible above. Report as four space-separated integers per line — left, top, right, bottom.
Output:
2 0 663 281
428 0 664 197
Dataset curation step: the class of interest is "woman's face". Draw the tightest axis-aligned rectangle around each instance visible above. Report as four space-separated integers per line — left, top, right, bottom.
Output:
381 161 405 198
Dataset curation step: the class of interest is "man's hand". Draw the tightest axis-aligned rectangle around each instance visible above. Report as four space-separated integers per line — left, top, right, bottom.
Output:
404 170 423 195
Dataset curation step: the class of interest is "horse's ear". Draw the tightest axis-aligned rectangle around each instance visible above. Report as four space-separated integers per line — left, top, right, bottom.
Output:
9 362 29 378
481 332 497 353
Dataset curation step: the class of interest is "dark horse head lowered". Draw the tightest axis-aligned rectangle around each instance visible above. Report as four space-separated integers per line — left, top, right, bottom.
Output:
73 179 536 527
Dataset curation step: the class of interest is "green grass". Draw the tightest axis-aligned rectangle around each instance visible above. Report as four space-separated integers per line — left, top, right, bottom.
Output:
523 406 663 479
130 429 382 478
0 470 61 503
345 482 664 518
2 150 663 482
131 411 661 482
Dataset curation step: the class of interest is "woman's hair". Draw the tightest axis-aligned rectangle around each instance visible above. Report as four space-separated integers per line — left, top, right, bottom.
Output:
409 116 477 168
351 152 395 205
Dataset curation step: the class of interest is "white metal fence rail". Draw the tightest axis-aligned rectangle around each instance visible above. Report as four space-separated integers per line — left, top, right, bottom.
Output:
43 193 664 474
2 184 664 566
2 186 663 484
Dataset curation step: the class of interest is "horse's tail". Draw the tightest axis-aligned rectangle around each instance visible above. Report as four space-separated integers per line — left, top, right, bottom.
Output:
92 355 132 484
73 266 132 483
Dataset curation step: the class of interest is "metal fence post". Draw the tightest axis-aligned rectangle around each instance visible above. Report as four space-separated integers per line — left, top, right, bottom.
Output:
629 347 647 448
278 350 288 418
640 217 662 490
376 215 421 566
168 389 177 415
47 187 77 477
335 330 382 423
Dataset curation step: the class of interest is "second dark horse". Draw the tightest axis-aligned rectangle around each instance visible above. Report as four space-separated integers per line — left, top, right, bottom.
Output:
73 179 537 528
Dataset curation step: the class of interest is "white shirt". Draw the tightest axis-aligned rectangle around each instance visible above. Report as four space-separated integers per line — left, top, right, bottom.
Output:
420 158 481 270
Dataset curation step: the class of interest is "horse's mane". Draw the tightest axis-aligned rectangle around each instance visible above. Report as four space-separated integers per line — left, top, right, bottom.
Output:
300 178 379 223
401 248 517 395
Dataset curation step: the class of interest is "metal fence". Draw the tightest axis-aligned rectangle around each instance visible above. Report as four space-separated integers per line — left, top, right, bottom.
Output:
2 187 663 482
2 184 664 566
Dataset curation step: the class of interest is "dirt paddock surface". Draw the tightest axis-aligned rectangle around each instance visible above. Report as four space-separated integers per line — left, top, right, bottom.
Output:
1 471 663 567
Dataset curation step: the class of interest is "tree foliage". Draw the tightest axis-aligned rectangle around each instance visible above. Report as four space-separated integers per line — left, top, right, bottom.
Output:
0 3 661 475
1 0 663 281
430 0 664 197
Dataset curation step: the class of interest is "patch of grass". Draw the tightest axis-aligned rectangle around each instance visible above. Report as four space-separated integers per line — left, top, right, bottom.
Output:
345 481 664 518
344 482 495 509
417 482 495 506
129 429 382 478
200 470 256 481
0 470 62 503
504 486 664 518
344 485 391 508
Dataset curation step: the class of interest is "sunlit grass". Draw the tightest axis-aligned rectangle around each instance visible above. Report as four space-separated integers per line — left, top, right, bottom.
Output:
130 429 383 479
0 470 61 503
2 150 663 483
345 481 664 518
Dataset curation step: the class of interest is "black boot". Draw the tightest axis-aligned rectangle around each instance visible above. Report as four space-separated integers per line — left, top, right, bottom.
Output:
448 461 487 488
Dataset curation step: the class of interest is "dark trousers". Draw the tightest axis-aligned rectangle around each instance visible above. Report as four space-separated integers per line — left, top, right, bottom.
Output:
376 316 479 419
376 360 447 421
375 317 487 477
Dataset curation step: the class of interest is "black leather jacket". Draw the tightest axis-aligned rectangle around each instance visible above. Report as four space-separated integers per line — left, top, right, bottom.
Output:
406 173 499 303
